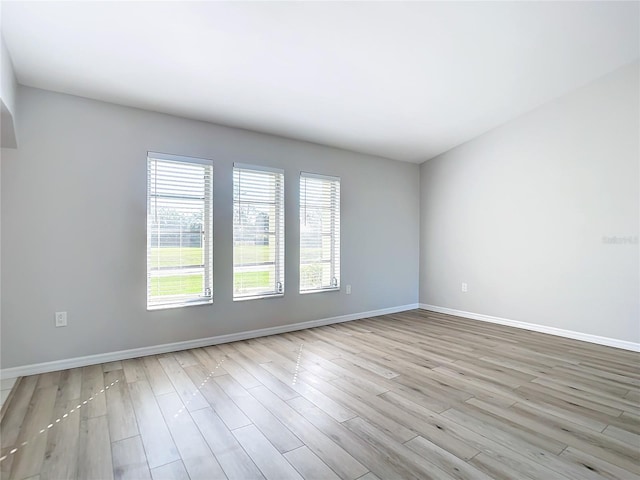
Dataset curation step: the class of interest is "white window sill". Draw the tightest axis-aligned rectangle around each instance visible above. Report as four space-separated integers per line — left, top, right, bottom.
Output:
148 298 212 311
233 293 284 302
300 287 340 295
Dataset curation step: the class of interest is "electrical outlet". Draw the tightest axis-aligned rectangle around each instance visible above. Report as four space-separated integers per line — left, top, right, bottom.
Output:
55 311 67 327
461 283 468 293
346 284 352 295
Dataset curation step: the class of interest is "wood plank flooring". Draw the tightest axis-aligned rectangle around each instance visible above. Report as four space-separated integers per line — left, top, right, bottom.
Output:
1 309 639 479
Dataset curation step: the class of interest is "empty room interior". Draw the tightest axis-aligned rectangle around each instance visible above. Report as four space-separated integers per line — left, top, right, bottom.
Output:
0 1 639 479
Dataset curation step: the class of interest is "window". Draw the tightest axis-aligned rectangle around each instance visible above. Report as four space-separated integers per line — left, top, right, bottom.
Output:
147 152 213 309
300 173 340 293
233 164 285 300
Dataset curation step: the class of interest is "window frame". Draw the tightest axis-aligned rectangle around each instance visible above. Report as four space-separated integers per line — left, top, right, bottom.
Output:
299 172 341 294
232 163 285 301
146 152 213 310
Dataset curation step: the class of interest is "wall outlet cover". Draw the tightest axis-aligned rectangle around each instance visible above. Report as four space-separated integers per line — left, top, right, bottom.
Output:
55 312 67 327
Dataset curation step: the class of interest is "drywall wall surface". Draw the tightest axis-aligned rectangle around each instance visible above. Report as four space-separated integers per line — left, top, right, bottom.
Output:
0 35 17 147
1 86 420 368
0 150 3 358
420 61 639 343
0 36 16 117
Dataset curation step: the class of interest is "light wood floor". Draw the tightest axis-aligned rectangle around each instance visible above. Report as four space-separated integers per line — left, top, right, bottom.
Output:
1 309 639 480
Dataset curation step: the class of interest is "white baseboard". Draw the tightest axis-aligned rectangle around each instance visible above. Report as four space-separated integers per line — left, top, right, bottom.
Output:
0 304 419 379
419 304 640 352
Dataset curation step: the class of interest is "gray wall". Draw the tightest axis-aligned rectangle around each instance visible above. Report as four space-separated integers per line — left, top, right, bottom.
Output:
420 62 639 343
1 86 420 369
1 34 18 147
0 35 16 116
0 34 12 367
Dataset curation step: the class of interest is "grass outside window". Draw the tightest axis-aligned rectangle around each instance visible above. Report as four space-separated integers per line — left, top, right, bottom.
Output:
150 245 278 297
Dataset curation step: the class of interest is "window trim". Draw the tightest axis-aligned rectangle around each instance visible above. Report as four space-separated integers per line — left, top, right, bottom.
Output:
146 152 214 310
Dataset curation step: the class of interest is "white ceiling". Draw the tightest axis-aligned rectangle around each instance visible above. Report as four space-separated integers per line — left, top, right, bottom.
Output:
2 1 638 163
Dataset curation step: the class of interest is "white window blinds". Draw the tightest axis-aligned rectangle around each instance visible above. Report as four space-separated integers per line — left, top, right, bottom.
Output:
233 164 285 300
300 173 340 293
147 152 213 309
